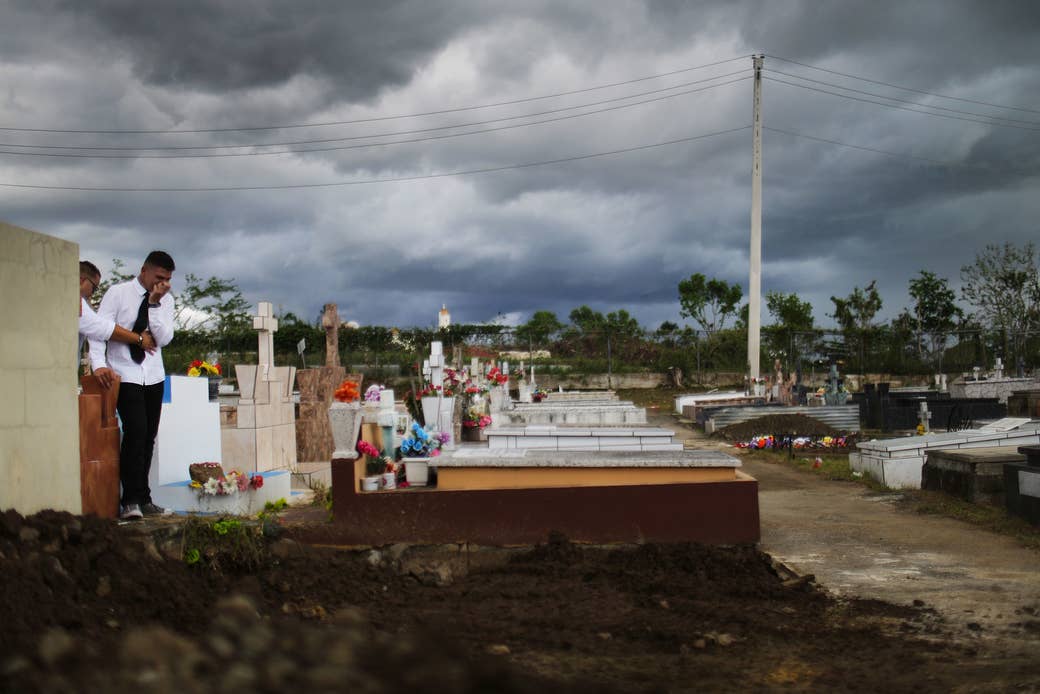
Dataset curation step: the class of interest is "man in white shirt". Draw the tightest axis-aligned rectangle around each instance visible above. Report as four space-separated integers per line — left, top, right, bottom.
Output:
78 260 156 361
89 251 176 520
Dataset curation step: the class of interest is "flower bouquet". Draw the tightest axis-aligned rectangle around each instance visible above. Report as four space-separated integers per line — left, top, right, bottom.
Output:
187 360 221 377
335 379 360 402
188 462 263 497
398 423 449 487
357 439 399 489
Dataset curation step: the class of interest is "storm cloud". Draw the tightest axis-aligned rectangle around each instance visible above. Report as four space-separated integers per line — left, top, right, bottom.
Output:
1 0 1037 329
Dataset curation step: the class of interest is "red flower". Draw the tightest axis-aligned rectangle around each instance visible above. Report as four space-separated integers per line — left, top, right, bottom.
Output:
357 440 380 458
250 474 264 489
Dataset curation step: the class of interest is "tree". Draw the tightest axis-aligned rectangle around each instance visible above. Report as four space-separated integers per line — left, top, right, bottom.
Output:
906 270 962 364
677 273 743 337
829 280 882 332
829 281 883 370
176 274 252 341
568 305 605 335
515 310 564 353
960 242 1040 361
765 291 814 366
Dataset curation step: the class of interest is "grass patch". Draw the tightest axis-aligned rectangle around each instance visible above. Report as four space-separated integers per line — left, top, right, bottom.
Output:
895 490 1040 551
618 386 686 411
743 449 870 483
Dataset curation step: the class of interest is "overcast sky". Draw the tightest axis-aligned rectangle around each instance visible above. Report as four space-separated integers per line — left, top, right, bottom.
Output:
2 0 1038 331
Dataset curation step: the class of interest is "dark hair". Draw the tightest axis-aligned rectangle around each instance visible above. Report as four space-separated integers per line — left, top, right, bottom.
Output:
79 260 101 279
144 250 176 272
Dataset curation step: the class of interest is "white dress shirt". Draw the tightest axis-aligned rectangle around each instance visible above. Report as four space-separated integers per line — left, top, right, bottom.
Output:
89 277 175 386
78 297 115 356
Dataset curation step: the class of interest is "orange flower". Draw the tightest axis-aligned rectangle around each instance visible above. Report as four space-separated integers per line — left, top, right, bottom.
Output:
334 379 360 402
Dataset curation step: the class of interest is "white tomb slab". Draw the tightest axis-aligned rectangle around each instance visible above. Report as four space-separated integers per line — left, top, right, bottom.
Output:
674 391 755 414
486 426 681 452
851 422 1040 489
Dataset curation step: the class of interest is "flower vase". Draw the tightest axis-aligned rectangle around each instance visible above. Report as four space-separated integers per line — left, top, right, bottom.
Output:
489 386 506 413
403 458 430 486
328 401 363 460
462 426 483 442
421 396 455 437
207 376 221 401
360 476 380 492
381 472 397 490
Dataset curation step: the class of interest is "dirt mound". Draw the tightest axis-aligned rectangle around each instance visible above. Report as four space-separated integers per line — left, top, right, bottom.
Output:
0 509 1000 692
715 413 840 440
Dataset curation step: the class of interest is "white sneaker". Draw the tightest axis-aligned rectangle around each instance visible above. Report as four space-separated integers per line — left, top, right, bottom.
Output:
120 503 143 520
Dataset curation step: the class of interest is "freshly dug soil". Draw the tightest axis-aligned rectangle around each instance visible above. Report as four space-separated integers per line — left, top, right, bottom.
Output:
715 413 840 441
0 509 1014 692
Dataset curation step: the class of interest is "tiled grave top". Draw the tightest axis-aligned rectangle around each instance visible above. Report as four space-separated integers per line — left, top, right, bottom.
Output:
434 448 739 469
925 446 1027 464
512 402 637 409
487 426 674 437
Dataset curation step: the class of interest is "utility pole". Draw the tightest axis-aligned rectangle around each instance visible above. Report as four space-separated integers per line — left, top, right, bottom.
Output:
747 54 764 384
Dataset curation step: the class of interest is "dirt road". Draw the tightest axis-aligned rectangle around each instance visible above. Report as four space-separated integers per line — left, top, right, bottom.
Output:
656 411 1040 662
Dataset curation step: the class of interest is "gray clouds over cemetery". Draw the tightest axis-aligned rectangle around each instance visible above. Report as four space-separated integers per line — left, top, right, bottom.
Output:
1 0 1038 328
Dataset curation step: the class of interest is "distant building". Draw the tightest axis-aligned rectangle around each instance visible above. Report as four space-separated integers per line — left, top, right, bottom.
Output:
438 304 451 329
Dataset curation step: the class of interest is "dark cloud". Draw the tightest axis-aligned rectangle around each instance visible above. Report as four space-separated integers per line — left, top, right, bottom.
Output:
0 0 1037 332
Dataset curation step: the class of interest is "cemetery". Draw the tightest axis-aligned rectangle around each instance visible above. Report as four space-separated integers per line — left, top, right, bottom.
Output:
2 223 1038 690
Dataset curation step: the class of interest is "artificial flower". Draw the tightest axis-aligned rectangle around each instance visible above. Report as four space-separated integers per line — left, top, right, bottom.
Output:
334 379 361 402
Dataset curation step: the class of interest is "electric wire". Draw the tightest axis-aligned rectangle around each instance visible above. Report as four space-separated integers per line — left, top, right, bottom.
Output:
0 55 753 135
0 71 750 156
767 76 1040 132
0 125 751 192
765 54 1040 116
768 69 1040 127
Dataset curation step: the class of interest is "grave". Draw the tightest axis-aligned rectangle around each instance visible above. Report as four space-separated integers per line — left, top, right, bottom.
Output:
674 392 762 421
486 426 681 452
1004 445 1040 526
702 404 860 434
294 303 349 475
222 302 298 475
949 359 1039 404
921 446 1023 505
503 402 647 426
330 448 758 545
850 419 1040 489
150 373 291 513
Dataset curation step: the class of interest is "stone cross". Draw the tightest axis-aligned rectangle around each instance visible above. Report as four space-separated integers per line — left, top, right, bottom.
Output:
428 341 444 392
321 303 340 367
253 302 278 378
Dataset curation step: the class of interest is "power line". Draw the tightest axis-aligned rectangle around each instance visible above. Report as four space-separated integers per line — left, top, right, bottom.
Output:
0 55 753 135
765 126 1034 174
767 76 1040 132
765 54 1040 116
0 125 750 192
0 71 750 156
769 69 1040 128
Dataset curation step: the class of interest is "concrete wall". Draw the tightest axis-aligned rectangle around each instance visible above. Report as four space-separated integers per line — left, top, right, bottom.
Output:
0 221 81 514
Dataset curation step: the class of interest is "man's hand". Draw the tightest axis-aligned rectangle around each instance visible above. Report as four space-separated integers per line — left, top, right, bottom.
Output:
148 280 171 305
141 331 157 353
94 367 115 389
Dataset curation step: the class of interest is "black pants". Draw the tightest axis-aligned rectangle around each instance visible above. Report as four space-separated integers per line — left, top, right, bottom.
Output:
117 381 164 506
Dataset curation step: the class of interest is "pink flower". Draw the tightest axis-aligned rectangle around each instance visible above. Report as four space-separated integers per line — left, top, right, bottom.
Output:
430 449 440 457
357 440 380 458
236 474 249 492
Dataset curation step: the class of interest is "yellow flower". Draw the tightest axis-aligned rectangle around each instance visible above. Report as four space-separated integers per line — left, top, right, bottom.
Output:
188 367 201 377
